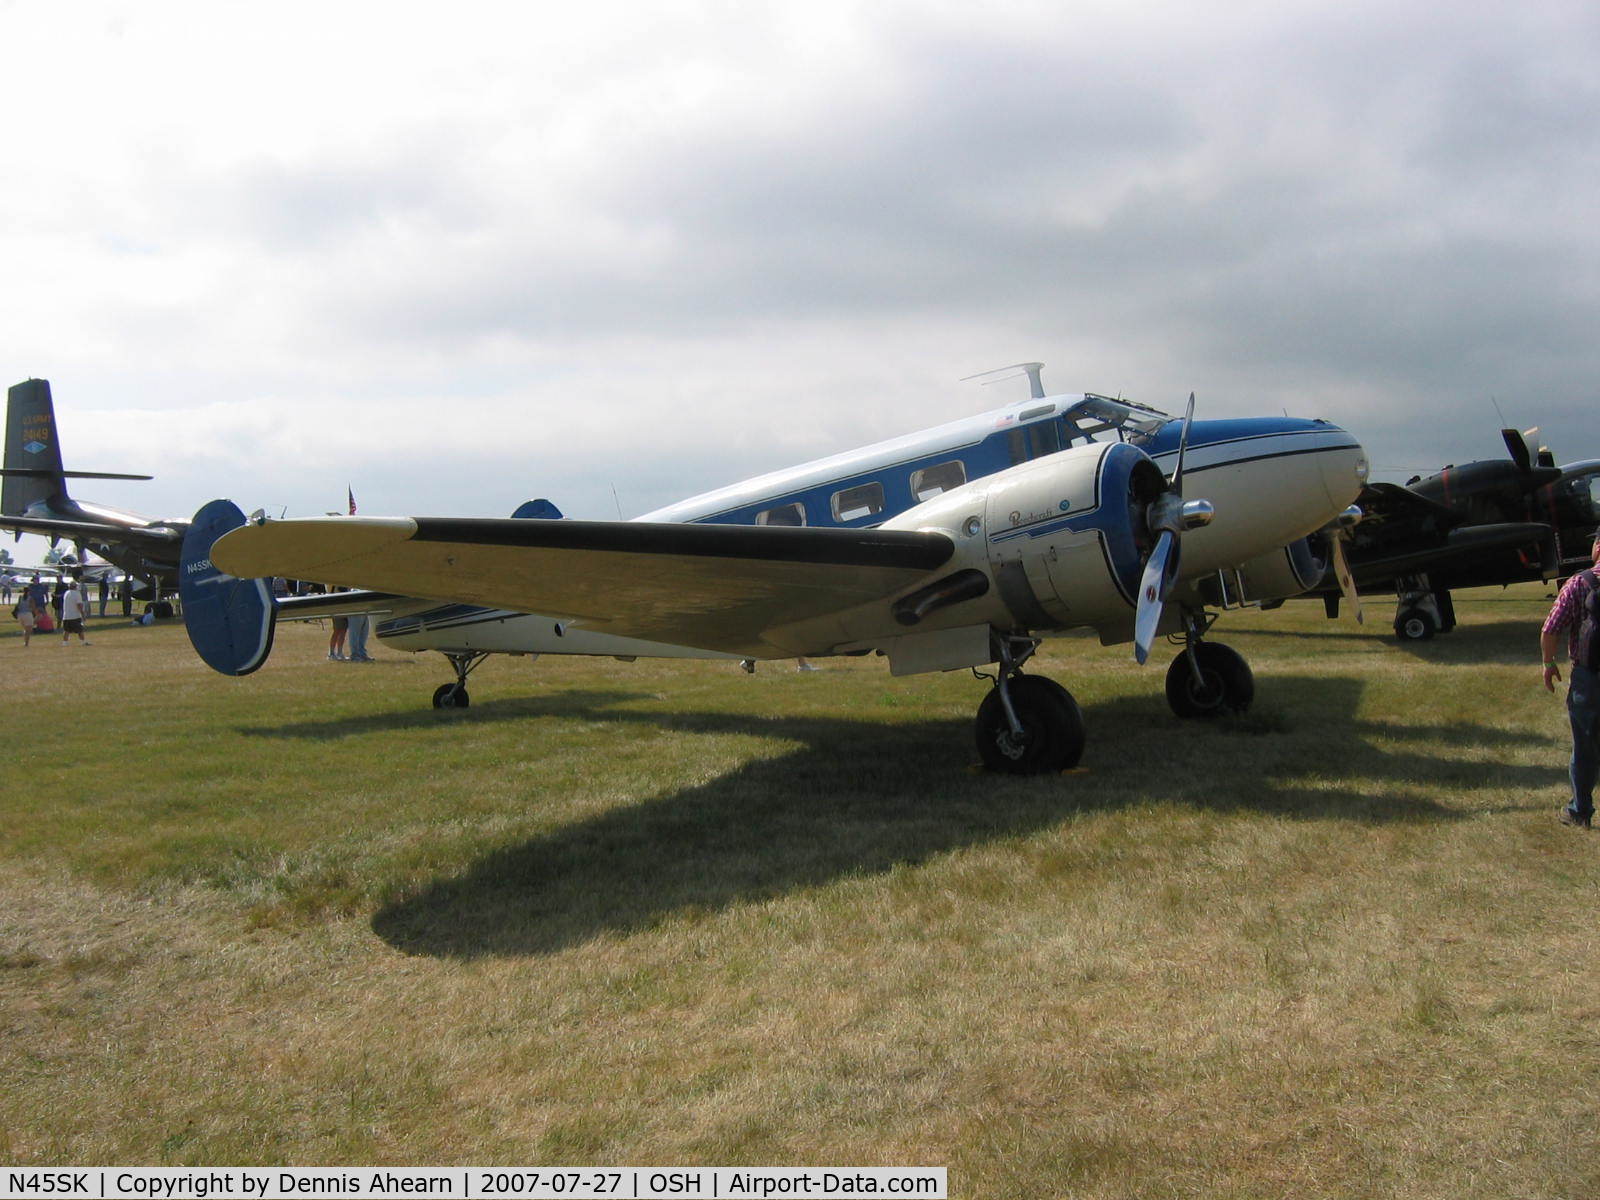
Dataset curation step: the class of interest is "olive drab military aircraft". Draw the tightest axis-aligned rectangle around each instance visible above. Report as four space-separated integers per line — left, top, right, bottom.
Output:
0 379 187 612
1307 426 1600 640
180 368 1369 773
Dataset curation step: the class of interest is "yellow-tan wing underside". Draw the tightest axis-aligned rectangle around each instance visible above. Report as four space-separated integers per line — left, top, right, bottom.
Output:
214 516 955 656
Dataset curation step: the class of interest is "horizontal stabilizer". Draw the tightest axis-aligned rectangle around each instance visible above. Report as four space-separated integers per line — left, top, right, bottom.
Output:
180 500 278 676
0 514 181 543
0 467 152 481
276 589 407 622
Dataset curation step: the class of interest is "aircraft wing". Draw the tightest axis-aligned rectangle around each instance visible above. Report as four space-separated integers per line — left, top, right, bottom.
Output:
1352 481 1460 526
213 516 956 655
1348 521 1552 586
0 514 183 546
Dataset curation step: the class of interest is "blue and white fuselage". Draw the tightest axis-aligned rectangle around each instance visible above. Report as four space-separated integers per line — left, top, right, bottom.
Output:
372 393 1365 658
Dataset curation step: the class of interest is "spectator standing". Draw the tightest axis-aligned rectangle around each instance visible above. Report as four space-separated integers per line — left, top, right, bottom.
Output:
1541 529 1600 828
347 613 373 662
13 592 38 645
60 582 91 645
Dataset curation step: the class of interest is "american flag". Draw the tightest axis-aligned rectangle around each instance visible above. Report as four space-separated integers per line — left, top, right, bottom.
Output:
347 486 357 515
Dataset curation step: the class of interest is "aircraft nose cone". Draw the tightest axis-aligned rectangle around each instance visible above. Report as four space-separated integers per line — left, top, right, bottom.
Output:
1316 424 1369 511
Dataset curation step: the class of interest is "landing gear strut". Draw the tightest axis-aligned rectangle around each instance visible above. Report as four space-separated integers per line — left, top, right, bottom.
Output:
974 636 1086 774
432 651 488 709
1393 576 1454 641
1165 610 1254 718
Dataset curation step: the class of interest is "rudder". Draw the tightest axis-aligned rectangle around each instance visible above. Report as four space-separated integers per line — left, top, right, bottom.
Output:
2 379 66 515
180 500 279 676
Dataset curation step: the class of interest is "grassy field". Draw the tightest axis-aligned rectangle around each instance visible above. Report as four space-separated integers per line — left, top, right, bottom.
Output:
2 587 1598 1197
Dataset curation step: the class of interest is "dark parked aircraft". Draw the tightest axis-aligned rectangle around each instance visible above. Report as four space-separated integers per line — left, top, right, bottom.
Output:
1311 428 1600 639
0 379 185 611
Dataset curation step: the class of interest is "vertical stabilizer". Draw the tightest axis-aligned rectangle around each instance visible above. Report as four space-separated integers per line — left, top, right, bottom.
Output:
3 379 66 515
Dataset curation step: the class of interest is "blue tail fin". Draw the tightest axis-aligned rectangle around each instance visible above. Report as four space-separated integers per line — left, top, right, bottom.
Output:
180 500 278 676
511 498 563 519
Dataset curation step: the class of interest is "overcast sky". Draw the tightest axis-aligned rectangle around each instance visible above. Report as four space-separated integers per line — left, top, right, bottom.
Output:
3 0 1597 564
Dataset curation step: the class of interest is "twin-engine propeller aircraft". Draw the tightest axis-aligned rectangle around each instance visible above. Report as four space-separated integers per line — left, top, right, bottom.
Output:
0 379 186 611
1307 427 1600 640
181 373 1368 772
0 545 121 583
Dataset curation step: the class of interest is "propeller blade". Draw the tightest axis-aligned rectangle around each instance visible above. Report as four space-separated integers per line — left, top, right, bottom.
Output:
1501 427 1533 474
1328 532 1363 624
1170 392 1197 496
1133 529 1180 665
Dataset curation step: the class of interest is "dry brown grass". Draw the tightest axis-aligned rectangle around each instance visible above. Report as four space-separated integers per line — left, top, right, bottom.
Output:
2 589 1598 1196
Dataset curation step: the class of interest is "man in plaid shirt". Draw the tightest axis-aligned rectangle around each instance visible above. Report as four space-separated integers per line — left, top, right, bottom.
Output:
1541 529 1600 828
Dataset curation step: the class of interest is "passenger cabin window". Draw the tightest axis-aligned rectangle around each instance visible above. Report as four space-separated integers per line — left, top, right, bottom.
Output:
756 502 806 527
910 460 967 501
830 481 885 523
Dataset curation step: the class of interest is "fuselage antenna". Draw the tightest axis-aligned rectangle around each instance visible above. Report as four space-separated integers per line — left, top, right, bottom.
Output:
961 362 1047 400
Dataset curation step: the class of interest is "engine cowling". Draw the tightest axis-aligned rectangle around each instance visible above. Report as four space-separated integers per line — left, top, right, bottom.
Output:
982 440 1166 632
882 439 1165 642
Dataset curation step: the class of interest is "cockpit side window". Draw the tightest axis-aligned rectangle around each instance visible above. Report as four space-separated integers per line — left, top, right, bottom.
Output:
1007 421 1064 464
910 460 966 502
1575 474 1600 525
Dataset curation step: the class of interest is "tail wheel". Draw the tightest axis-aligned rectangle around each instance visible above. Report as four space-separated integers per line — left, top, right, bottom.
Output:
975 675 1086 774
1165 642 1254 718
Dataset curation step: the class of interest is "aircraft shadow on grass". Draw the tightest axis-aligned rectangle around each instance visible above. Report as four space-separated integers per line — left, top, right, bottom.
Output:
345 674 1560 959
1240 617 1544 666
237 690 653 741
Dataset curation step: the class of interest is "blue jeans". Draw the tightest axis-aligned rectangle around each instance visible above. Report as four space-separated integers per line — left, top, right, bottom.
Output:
347 614 370 660
1567 665 1600 820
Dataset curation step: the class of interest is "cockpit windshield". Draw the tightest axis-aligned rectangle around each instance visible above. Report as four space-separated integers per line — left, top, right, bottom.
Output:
1057 393 1171 447
1555 469 1600 528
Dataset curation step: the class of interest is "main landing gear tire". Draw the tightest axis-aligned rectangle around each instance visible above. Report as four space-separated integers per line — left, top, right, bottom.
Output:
1165 642 1254 718
975 675 1086 775
1394 606 1437 642
432 683 470 709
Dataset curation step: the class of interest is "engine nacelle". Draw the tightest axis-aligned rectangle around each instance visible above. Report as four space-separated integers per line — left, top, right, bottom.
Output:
881 439 1165 642
1194 535 1327 608
981 440 1165 632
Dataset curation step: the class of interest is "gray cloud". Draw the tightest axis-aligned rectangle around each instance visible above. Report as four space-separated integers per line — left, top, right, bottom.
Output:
7 1 1599 531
